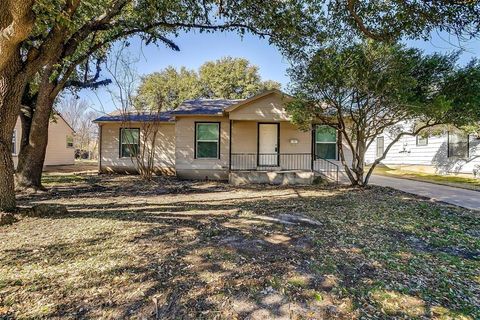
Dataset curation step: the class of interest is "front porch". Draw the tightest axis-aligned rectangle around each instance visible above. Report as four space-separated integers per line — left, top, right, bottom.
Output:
228 120 340 185
228 153 339 185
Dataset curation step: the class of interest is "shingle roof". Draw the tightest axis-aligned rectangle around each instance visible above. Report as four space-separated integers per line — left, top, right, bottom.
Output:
172 99 243 115
93 111 174 123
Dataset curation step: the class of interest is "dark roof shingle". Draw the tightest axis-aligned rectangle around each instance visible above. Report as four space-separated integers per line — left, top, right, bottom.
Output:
172 99 243 115
93 111 174 123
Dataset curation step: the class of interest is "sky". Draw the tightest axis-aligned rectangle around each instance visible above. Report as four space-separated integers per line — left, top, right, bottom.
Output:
78 30 480 115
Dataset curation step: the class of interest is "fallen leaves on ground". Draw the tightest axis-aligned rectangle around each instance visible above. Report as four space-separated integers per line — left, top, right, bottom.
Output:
0 174 478 319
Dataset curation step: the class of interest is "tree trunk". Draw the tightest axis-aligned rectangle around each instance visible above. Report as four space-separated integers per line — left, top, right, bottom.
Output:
0 52 27 211
19 105 33 151
353 138 366 186
0 1 35 211
16 70 56 190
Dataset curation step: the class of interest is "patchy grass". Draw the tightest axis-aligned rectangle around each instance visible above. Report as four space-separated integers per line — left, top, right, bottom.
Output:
0 174 479 319
41 173 89 187
373 165 480 191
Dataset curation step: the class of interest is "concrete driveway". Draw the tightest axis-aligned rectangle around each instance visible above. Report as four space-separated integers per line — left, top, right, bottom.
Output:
370 175 480 211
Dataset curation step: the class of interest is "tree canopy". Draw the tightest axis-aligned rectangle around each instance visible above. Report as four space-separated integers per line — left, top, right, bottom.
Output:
199 57 281 99
135 57 281 110
135 67 202 111
288 40 480 186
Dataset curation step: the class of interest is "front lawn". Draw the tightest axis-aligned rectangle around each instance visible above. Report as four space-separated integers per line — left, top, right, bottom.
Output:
373 165 480 191
1 175 479 319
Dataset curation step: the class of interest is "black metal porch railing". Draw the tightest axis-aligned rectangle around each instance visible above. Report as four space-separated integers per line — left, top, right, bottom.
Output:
313 157 339 183
230 153 339 183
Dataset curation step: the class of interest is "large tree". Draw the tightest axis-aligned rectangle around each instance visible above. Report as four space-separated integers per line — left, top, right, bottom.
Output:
199 57 281 99
136 57 281 110
0 0 307 210
288 41 480 186
135 66 202 110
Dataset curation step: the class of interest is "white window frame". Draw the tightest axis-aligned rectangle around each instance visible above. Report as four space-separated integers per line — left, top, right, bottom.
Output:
12 129 17 155
376 136 384 158
416 135 428 146
315 125 337 160
447 131 469 158
195 122 220 159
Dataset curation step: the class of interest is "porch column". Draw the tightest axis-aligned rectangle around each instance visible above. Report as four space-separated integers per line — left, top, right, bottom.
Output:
311 126 315 171
229 119 232 171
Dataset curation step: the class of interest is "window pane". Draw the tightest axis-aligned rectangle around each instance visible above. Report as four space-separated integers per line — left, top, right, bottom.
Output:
66 136 74 148
416 136 428 146
449 133 468 157
12 130 16 154
197 123 219 141
376 137 384 158
197 141 218 158
316 143 336 160
122 144 139 157
122 129 139 144
316 125 336 142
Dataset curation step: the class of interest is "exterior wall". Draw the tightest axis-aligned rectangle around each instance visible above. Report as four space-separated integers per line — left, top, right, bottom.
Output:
228 93 291 121
99 122 175 174
175 116 230 180
230 120 311 170
12 116 75 168
230 120 352 172
279 122 311 154
230 121 311 154
44 116 75 166
365 132 480 175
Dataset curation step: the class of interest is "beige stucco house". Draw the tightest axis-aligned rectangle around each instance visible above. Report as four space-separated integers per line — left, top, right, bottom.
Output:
94 90 348 184
12 114 75 168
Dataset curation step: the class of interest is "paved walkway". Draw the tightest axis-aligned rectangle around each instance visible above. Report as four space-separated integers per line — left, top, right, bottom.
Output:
369 175 480 211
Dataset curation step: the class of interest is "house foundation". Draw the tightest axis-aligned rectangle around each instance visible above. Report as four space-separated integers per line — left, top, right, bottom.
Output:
229 170 314 185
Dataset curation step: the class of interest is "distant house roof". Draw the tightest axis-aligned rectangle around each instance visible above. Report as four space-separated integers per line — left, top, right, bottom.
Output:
172 99 244 116
93 110 174 123
53 111 76 133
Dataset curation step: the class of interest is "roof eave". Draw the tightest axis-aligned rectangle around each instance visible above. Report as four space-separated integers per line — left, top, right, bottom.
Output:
224 89 292 113
172 113 225 118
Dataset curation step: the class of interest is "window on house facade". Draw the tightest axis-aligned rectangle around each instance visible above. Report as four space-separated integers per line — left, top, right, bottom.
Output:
416 135 428 146
12 129 16 155
448 132 469 158
195 122 220 159
66 135 74 148
315 125 337 160
120 128 140 158
376 137 384 158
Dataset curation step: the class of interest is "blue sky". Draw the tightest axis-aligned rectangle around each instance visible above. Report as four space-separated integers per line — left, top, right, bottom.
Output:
79 30 480 114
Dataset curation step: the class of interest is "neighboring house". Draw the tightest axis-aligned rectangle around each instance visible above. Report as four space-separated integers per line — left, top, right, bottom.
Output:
94 90 352 184
365 130 480 175
12 113 76 168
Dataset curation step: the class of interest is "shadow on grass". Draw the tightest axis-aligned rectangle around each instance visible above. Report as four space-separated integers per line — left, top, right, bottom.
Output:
3 177 479 319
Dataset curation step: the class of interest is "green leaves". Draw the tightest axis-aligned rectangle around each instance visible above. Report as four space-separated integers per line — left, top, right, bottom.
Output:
199 57 281 99
135 57 281 110
136 66 202 111
289 40 480 128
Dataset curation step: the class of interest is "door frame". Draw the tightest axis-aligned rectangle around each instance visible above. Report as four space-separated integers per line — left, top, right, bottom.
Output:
257 122 280 166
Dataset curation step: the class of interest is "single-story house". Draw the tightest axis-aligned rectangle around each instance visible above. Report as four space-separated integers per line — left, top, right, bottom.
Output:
365 130 480 176
12 113 75 168
94 90 351 184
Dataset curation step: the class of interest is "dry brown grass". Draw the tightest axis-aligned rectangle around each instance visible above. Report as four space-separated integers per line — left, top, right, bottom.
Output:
0 174 479 319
